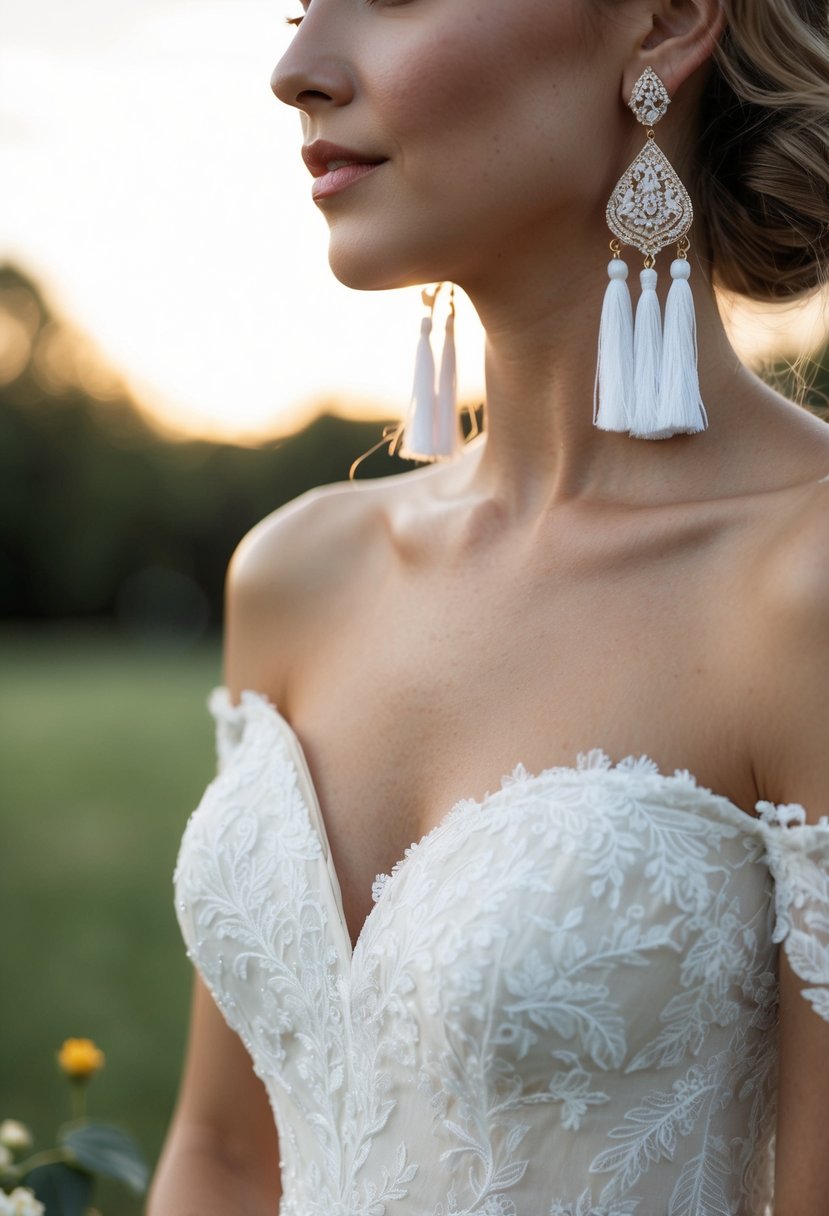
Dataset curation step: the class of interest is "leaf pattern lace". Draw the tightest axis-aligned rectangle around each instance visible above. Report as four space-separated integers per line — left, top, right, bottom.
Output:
173 689 829 1216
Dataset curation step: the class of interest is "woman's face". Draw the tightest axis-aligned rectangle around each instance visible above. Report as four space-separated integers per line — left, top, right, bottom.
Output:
271 0 628 292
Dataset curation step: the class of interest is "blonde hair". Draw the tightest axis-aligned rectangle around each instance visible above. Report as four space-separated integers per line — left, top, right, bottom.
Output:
696 0 829 301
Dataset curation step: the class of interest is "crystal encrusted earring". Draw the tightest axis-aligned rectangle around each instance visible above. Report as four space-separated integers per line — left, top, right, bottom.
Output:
594 67 707 439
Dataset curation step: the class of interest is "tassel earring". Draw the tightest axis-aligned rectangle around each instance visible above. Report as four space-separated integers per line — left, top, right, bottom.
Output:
593 252 634 431
435 286 462 456
659 240 708 436
398 283 463 462
632 265 663 436
595 66 707 439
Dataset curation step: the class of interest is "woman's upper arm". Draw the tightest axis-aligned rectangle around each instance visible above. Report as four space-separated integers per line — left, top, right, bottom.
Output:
165 507 306 1157
163 974 282 1189
152 504 323 1205
774 927 829 1212
761 801 829 1211
753 488 829 1210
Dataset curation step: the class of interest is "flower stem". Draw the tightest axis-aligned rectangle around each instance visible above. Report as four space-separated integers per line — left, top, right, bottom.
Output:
71 1079 87 1121
15 1148 70 1177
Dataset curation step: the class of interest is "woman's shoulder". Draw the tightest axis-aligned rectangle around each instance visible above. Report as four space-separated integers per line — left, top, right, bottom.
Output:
742 458 829 812
221 463 441 695
749 460 829 619
229 478 375 591
228 462 437 594
725 389 829 583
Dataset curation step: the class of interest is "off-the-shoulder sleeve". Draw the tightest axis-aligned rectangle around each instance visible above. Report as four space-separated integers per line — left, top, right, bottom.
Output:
758 800 829 1022
207 686 247 774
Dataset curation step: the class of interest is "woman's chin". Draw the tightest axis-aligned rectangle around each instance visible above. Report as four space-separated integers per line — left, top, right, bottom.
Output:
326 232 448 294
327 260 397 292
327 254 418 293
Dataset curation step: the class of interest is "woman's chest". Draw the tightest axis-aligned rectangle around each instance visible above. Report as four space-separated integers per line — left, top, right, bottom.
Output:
283 552 758 951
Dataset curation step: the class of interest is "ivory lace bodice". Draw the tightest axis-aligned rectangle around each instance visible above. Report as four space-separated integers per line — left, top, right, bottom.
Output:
173 688 829 1215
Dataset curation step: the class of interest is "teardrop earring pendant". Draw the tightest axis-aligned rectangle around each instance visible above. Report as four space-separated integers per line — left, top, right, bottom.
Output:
594 66 707 439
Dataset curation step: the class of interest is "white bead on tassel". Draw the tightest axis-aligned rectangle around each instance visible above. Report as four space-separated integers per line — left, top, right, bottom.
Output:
434 302 463 458
658 259 708 436
593 257 634 432
398 315 438 461
629 266 664 438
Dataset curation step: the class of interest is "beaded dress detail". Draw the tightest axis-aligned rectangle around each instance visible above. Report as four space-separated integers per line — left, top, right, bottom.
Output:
174 689 829 1216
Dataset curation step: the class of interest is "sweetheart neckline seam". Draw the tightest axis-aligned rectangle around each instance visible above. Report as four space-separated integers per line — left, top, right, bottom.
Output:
211 685 774 828
203 685 826 960
212 688 829 841
211 686 769 960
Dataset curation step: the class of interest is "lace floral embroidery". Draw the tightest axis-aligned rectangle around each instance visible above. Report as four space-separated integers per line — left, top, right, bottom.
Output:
173 689 829 1215
757 800 829 1021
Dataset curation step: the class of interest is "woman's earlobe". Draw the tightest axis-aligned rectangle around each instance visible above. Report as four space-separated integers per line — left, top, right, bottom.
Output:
626 0 726 100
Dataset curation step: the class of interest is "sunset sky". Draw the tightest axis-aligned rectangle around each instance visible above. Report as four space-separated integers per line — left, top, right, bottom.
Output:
1 0 827 443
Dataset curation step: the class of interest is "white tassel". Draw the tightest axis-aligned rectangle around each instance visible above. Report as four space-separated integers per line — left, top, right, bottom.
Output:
629 266 664 439
593 258 634 432
434 306 463 458
398 316 438 461
658 259 708 436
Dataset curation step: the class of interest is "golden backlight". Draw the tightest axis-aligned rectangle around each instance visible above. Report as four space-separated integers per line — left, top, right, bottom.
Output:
1 1 825 444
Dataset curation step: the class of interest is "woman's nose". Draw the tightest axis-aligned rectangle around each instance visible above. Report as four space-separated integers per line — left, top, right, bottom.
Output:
270 34 354 112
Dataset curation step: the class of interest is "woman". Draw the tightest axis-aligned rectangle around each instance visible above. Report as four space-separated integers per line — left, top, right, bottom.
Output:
148 0 829 1212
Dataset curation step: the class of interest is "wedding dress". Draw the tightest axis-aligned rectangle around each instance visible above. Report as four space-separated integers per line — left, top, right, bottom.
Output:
173 687 829 1215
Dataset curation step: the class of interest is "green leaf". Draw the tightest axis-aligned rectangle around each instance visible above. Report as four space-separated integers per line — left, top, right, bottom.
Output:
25 1163 94 1216
59 1122 149 1195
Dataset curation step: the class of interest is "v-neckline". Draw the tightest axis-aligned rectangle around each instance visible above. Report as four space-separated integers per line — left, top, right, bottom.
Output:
253 695 475 959
212 687 773 961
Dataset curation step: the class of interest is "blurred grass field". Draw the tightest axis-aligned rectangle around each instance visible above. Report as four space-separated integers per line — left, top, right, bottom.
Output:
0 627 223 1214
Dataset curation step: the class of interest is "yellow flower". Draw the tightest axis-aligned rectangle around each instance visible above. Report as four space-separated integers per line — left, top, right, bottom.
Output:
57 1038 105 1080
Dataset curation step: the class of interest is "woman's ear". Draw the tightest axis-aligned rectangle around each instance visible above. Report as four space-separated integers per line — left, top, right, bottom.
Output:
622 0 726 102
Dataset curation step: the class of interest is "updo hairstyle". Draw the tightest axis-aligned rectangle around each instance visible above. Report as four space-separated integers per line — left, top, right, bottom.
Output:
696 0 829 301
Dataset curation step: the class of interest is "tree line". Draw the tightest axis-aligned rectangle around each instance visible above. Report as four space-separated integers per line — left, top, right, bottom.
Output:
0 265 466 636
0 263 824 637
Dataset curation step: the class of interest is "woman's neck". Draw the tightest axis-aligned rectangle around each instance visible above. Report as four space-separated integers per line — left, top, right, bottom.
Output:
460 242 750 514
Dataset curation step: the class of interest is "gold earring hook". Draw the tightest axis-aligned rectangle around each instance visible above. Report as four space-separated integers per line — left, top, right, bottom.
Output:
421 284 440 312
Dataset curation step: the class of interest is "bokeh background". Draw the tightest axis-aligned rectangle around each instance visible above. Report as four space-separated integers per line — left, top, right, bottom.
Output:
2 2 828 1213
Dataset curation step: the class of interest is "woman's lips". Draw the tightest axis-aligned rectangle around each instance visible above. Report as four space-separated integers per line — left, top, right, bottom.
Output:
311 161 385 201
